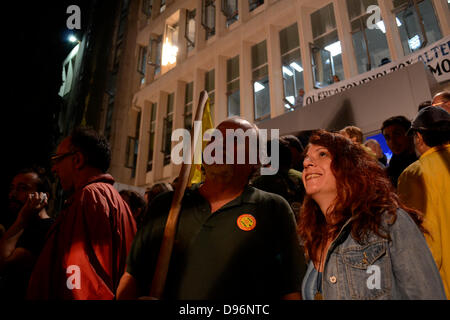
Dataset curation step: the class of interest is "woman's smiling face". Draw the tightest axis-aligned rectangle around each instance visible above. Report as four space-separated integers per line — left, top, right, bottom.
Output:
302 144 338 201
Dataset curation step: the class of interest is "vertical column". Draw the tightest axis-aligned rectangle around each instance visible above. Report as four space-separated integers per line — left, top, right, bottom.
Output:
171 80 186 179
194 67 206 114
378 0 404 61
215 54 228 125
296 2 315 92
432 0 450 36
266 24 284 118
153 91 168 181
239 0 250 23
174 80 186 132
135 101 150 186
333 0 358 79
152 0 161 20
240 39 254 122
217 0 227 37
195 0 207 52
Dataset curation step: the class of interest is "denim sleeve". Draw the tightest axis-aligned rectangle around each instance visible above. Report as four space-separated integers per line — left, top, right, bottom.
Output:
389 209 446 299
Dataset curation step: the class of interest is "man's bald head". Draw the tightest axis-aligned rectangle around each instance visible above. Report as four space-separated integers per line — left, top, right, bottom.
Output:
432 91 450 113
203 117 260 183
216 117 258 133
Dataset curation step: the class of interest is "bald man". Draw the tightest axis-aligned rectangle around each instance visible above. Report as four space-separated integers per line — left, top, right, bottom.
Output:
432 91 450 113
117 117 306 300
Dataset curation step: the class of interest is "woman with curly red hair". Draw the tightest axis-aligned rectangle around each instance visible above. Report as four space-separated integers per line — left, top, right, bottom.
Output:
298 130 445 300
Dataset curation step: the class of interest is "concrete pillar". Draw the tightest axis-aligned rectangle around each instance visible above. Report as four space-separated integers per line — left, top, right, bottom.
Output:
266 24 284 118
432 0 450 37
195 0 207 51
217 0 227 37
194 67 207 116
378 0 404 61
239 0 250 23
296 2 315 92
152 0 161 20
215 54 228 124
240 40 254 122
174 80 186 132
333 0 358 79
170 80 186 179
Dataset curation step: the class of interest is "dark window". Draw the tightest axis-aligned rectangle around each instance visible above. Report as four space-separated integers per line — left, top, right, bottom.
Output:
227 55 240 117
147 103 157 172
162 93 174 166
202 0 216 39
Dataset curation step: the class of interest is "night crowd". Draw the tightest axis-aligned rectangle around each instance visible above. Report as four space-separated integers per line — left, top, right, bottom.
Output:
0 91 449 300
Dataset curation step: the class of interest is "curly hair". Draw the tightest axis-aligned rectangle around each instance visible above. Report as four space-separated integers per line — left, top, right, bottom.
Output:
297 130 425 262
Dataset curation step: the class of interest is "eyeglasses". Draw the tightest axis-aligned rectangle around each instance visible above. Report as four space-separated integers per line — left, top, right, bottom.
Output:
50 152 76 166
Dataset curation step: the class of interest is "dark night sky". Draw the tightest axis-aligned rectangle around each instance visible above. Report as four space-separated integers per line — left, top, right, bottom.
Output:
2 1 93 210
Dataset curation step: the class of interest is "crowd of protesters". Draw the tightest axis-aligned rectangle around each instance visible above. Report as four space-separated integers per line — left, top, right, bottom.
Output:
0 91 449 300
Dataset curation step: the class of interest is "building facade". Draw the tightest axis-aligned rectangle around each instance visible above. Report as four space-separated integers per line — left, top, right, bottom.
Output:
100 0 450 189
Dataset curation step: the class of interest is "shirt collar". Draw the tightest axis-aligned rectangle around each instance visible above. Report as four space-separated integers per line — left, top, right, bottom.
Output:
190 184 258 212
80 173 115 189
420 143 450 159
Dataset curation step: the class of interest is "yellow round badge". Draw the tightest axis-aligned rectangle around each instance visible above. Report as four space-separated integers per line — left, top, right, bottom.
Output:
237 214 256 231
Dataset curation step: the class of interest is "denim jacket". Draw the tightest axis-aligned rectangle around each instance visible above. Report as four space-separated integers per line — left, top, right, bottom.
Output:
301 208 446 300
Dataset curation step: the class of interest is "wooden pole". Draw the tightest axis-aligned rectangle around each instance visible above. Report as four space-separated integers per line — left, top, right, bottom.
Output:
148 90 209 299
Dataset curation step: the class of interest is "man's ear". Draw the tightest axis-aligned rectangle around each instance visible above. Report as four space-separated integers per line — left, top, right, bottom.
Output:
415 132 424 146
73 151 85 170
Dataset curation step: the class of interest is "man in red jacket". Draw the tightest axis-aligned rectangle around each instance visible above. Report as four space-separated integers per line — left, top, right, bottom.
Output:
27 127 136 299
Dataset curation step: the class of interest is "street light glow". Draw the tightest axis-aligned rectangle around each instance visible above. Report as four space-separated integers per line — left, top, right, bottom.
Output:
68 35 78 43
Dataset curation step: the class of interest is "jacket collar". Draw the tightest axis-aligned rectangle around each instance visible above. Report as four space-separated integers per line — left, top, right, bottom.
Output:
79 173 115 189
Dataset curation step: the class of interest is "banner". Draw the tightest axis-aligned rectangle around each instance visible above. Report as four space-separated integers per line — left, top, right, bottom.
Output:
304 35 450 105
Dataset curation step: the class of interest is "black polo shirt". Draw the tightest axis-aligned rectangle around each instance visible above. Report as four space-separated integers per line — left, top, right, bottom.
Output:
126 184 306 300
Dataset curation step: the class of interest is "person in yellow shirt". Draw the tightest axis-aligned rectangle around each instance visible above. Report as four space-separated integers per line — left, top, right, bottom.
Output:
398 106 450 298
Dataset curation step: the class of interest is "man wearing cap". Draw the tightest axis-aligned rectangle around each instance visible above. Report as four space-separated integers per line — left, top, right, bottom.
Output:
116 117 306 300
398 106 450 298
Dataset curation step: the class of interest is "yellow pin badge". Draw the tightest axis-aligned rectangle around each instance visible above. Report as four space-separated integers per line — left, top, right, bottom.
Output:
237 214 256 231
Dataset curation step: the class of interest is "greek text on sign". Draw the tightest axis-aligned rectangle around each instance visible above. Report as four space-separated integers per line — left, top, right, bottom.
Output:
304 36 450 105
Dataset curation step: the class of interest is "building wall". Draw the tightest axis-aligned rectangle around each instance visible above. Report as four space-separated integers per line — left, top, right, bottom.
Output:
58 0 122 138
104 0 450 188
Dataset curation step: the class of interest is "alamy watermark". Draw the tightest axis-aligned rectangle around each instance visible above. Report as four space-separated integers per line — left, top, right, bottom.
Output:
170 121 280 175
366 264 381 290
66 265 81 290
366 5 382 31
66 5 81 30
